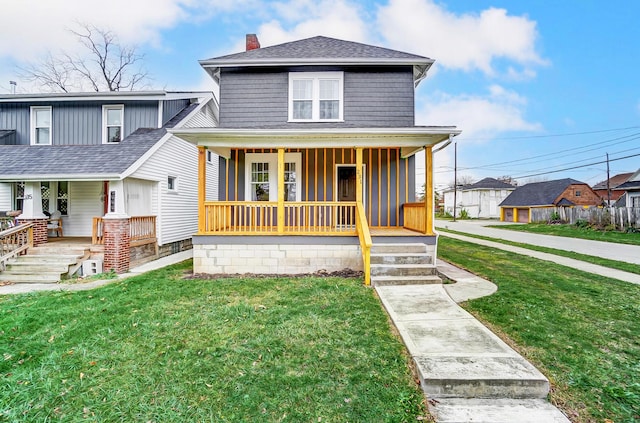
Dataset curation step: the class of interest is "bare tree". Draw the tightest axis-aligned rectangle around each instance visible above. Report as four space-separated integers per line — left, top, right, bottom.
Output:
20 24 150 92
448 175 474 189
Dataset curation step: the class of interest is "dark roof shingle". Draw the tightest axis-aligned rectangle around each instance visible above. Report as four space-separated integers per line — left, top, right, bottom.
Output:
0 128 167 179
461 177 516 191
499 178 586 207
206 36 431 62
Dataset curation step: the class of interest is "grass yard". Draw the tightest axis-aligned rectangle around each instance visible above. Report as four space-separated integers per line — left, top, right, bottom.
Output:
0 261 428 422
438 237 640 423
438 227 640 275
490 223 640 246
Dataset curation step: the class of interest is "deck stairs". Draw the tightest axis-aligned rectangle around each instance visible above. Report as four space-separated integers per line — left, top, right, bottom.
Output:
370 243 441 286
0 244 90 284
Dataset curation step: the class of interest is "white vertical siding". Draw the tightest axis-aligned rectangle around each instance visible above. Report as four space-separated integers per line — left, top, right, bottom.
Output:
0 183 12 210
124 178 154 216
65 181 103 236
131 135 218 245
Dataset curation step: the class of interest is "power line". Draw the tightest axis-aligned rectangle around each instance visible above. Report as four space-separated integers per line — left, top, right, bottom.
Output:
459 131 640 171
511 152 640 179
459 125 640 141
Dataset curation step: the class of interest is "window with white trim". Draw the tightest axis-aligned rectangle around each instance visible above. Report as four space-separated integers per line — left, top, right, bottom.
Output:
288 72 343 122
167 176 177 192
245 153 302 201
30 106 52 145
102 105 124 143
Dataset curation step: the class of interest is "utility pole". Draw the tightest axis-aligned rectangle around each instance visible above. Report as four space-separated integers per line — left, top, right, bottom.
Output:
606 153 611 206
453 141 457 222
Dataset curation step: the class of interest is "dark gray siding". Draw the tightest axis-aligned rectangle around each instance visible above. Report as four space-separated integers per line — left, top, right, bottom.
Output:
219 66 415 128
0 100 159 145
53 102 101 145
0 103 29 145
220 147 416 227
162 99 190 126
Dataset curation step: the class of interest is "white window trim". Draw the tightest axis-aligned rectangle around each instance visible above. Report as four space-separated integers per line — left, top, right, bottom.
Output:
288 71 344 122
30 106 52 145
102 104 124 144
245 152 302 201
167 175 178 193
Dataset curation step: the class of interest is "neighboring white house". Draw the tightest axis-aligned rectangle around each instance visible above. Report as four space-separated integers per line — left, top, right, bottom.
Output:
443 177 515 218
0 91 219 256
616 168 640 208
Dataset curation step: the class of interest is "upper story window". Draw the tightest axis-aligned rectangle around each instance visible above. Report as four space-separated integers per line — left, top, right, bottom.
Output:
30 106 52 145
102 105 124 143
288 72 343 122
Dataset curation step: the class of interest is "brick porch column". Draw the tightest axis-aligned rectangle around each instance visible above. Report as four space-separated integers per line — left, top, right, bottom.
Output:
103 217 130 274
16 218 48 246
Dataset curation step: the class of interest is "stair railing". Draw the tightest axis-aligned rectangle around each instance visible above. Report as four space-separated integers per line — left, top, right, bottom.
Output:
0 223 33 272
355 202 372 286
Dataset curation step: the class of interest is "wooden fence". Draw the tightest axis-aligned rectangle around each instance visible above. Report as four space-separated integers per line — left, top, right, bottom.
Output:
530 207 640 230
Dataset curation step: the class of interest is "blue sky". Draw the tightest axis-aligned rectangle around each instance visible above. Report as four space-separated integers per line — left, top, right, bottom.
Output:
1 0 638 190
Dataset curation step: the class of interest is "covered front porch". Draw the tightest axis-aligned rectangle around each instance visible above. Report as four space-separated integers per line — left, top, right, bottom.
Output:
173 127 458 284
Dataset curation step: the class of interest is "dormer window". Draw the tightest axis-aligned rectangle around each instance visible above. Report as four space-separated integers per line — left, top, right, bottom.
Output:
102 105 124 143
30 106 52 145
289 72 343 122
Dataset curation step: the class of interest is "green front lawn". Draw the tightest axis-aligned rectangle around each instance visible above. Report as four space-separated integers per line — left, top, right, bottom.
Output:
0 262 428 422
490 223 640 246
439 237 640 423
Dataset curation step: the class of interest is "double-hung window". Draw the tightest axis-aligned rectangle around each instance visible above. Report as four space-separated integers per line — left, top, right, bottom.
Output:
30 106 52 145
289 72 343 122
102 105 124 143
245 153 302 201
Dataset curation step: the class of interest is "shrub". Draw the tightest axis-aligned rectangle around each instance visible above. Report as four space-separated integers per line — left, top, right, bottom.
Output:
458 208 470 220
575 219 590 229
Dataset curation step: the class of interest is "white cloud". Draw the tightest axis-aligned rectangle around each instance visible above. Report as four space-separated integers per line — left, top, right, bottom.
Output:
255 0 370 47
376 0 547 76
417 85 542 140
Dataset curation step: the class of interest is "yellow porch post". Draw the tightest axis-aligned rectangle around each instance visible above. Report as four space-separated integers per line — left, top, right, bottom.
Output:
198 146 206 234
500 207 505 222
424 146 434 235
355 148 363 203
513 208 519 223
277 148 285 234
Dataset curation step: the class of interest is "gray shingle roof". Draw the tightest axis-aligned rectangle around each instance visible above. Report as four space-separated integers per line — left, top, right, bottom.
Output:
461 177 515 191
0 128 167 179
499 178 586 207
206 36 431 62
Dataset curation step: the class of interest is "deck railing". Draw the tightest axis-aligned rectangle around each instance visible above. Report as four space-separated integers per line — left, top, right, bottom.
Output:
92 216 157 246
0 223 33 272
403 202 427 234
355 202 372 286
202 201 357 235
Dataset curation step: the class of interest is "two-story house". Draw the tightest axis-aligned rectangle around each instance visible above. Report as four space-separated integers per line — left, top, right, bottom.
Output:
171 35 460 285
0 91 219 276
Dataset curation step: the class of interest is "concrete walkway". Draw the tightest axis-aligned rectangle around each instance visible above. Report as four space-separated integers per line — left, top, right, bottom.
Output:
0 250 192 295
440 230 640 285
376 262 571 422
437 219 640 265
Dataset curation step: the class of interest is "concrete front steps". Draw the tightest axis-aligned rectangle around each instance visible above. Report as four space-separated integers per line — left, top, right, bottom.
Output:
370 243 441 286
0 245 89 284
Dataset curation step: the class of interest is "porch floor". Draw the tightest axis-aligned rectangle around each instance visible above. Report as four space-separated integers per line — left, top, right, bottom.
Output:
45 237 93 247
370 227 426 236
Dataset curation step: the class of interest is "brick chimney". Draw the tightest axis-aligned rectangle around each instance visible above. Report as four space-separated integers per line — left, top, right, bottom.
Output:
246 34 261 51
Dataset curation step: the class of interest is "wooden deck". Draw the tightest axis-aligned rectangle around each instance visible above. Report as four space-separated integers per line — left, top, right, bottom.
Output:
370 227 425 236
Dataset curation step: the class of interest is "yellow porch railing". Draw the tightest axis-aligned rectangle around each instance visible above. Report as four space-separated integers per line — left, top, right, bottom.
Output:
202 201 358 235
403 202 427 234
355 202 372 286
